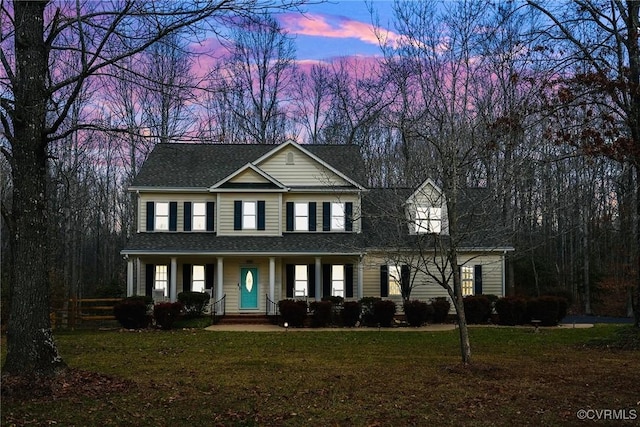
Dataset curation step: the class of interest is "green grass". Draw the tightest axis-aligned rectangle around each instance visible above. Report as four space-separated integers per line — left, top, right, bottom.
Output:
2 325 639 426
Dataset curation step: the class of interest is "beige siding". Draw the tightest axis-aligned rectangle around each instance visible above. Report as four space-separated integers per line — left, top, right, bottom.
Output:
406 182 449 235
362 251 505 303
217 193 281 235
258 146 352 187
282 193 361 233
138 193 215 232
230 168 271 184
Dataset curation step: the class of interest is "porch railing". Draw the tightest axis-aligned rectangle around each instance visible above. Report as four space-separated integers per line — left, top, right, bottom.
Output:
266 294 279 322
211 294 226 324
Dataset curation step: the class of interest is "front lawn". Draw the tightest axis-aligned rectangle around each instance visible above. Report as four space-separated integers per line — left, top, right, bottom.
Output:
2 325 638 426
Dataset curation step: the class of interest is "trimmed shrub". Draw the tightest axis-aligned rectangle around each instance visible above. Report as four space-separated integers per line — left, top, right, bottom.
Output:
495 296 528 325
177 291 210 317
463 295 492 324
403 300 431 327
154 302 183 330
278 299 307 327
430 297 451 323
373 300 396 327
322 295 344 306
113 296 152 329
341 301 361 327
310 300 333 327
359 297 381 327
528 296 564 326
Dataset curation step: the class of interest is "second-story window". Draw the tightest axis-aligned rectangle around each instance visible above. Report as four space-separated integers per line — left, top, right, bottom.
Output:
192 202 206 231
155 202 169 231
295 202 308 231
243 201 256 229
415 206 441 234
331 202 345 231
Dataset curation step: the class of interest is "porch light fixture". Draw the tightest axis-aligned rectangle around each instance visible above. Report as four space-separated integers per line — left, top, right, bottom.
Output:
284 322 289 331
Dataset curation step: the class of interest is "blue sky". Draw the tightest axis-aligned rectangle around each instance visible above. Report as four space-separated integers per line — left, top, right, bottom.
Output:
278 1 397 61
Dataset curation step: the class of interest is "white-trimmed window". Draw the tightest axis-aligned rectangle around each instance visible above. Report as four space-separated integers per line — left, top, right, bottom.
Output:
294 265 308 297
192 265 206 292
388 265 402 296
192 202 206 231
155 265 168 295
415 206 441 234
294 202 308 231
243 201 256 230
331 265 345 297
461 266 474 296
331 202 345 231
155 202 169 231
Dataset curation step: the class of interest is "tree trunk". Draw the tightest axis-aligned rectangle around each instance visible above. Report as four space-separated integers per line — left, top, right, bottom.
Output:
3 1 66 376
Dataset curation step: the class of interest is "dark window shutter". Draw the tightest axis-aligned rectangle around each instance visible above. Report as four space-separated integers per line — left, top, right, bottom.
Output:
309 202 316 231
401 265 410 299
380 265 389 297
257 200 266 230
183 202 192 231
345 264 354 298
286 264 294 298
183 264 191 293
206 202 215 231
169 202 178 231
146 202 155 231
308 264 316 298
286 202 294 231
145 264 154 296
474 265 483 295
345 202 353 231
322 202 330 231
234 200 242 230
205 264 215 290
322 264 331 297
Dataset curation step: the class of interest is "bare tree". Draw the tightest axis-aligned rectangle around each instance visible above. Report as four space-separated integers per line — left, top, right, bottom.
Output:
0 0 308 378
527 0 640 326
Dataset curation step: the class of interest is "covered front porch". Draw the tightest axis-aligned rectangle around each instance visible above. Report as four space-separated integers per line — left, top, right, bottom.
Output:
124 254 365 315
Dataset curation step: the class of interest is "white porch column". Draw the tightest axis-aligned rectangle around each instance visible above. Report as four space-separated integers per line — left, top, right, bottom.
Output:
170 257 177 302
217 257 224 301
269 257 275 302
358 258 364 299
136 258 142 295
315 257 321 300
127 258 134 297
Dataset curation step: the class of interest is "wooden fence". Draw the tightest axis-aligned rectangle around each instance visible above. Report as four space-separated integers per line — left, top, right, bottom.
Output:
63 297 122 329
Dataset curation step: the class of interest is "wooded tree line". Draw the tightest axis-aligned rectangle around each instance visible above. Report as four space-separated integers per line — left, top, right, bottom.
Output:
1 0 637 331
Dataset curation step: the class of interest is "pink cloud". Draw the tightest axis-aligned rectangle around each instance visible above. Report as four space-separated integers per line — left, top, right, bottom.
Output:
279 12 400 47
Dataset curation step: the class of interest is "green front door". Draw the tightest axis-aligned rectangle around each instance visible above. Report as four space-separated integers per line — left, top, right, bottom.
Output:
240 267 258 309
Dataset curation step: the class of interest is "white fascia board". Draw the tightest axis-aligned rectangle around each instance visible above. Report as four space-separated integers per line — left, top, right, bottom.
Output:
121 250 365 257
405 178 444 205
209 163 288 191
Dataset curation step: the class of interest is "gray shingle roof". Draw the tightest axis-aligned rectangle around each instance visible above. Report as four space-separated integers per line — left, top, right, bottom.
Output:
123 232 364 255
132 143 367 188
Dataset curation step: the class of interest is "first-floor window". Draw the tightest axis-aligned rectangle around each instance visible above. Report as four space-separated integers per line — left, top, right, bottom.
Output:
295 265 308 297
155 202 169 231
388 265 402 296
155 265 168 295
192 265 206 292
331 265 344 297
461 266 474 296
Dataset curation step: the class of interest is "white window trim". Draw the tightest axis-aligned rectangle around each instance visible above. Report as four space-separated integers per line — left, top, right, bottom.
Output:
294 202 309 231
155 265 168 296
155 202 169 231
294 265 308 297
331 265 345 297
243 201 257 230
331 202 345 231
192 265 206 292
461 266 474 296
192 202 206 231
388 265 402 296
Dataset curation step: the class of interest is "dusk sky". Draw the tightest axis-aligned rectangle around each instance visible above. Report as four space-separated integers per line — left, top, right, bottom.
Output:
278 1 397 62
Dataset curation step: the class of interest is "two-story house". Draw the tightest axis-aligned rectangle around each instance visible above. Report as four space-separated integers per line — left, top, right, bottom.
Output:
121 141 512 315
